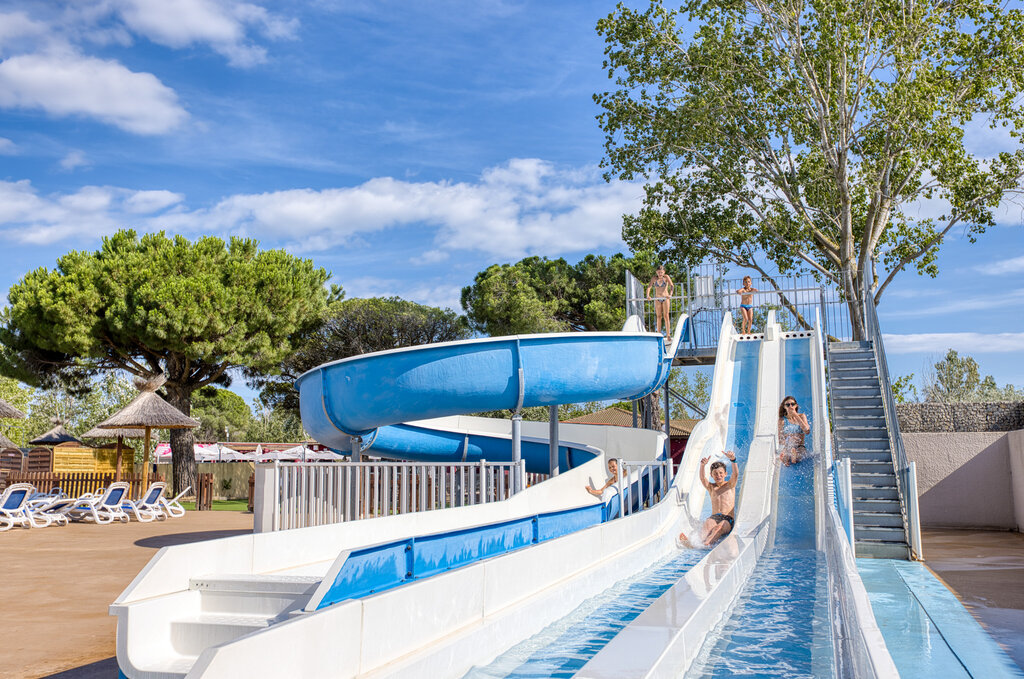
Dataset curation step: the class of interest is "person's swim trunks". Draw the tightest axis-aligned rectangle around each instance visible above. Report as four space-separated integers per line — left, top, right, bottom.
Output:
710 513 735 529
740 304 753 310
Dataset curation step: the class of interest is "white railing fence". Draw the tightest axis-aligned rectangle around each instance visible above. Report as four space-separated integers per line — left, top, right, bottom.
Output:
255 459 527 532
613 458 674 518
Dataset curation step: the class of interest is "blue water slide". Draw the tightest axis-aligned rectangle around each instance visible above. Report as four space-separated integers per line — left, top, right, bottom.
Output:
296 322 687 467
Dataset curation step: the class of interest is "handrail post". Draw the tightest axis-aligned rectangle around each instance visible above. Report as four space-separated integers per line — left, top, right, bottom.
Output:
904 462 924 560
615 457 625 518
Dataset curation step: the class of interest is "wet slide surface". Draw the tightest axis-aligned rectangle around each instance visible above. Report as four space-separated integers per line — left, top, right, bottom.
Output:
463 340 765 677
690 337 833 678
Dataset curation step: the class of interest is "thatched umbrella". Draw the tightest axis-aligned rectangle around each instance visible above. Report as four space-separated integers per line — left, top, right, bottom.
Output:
0 431 17 449
81 426 145 483
29 420 81 446
94 376 198 490
0 397 26 420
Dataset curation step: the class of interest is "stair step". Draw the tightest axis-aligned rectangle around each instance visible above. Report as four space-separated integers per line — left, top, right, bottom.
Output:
850 461 895 473
855 525 907 542
171 613 270 655
134 653 198 677
856 541 911 559
851 486 899 500
854 512 905 528
832 396 883 405
838 439 890 451
851 472 897 484
832 386 880 397
830 341 872 351
854 498 901 513
840 451 893 463
190 574 321 595
830 368 879 379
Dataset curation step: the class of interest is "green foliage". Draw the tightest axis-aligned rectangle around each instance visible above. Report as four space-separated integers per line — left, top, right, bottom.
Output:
472 402 606 422
923 350 1024 402
461 252 672 336
892 373 919 404
256 296 471 413
248 402 307 442
0 230 329 491
192 387 254 442
668 368 711 420
0 377 34 447
596 0 1024 312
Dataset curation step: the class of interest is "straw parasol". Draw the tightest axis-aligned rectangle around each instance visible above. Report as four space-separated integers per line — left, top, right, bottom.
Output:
94 375 199 490
81 426 146 483
29 420 81 446
0 431 17 449
0 397 26 420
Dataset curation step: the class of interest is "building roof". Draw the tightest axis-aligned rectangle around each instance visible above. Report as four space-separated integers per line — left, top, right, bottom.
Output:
28 423 82 446
0 431 17 449
563 407 699 436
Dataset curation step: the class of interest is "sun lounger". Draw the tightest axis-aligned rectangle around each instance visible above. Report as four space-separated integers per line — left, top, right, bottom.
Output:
26 496 78 527
65 482 131 524
0 483 35 531
122 482 167 522
160 486 191 518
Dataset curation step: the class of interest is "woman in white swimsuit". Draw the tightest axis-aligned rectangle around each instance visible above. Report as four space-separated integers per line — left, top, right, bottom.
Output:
646 265 674 342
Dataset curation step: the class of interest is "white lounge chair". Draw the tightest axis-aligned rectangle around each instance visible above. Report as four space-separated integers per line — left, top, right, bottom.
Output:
26 495 78 527
160 485 191 518
122 482 167 522
0 483 35 531
65 482 131 524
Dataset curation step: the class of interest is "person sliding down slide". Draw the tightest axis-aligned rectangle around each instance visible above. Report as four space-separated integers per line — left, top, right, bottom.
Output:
679 451 739 547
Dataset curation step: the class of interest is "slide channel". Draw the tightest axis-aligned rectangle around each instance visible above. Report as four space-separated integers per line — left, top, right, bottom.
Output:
687 336 834 678
462 338 763 678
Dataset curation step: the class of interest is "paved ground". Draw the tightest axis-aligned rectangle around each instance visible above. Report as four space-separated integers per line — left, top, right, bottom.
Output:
923 528 1024 671
2 511 253 679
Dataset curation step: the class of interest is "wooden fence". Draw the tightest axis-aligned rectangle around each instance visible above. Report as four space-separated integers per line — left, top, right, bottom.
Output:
4 471 165 500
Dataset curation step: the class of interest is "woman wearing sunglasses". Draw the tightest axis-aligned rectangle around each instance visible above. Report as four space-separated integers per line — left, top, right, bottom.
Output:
778 396 810 466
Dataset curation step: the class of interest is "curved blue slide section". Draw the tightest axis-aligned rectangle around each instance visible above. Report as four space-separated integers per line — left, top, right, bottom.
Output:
297 330 678 461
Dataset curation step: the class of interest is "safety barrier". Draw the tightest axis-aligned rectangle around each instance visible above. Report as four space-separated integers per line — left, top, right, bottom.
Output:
257 459 527 532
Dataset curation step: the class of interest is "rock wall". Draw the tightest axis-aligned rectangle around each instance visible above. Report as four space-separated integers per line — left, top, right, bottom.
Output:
896 401 1024 433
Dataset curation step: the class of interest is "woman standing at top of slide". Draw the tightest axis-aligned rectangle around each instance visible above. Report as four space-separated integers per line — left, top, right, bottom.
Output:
646 265 675 343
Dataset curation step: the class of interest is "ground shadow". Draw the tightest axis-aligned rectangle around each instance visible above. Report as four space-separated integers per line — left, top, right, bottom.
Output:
41 657 118 678
135 528 252 548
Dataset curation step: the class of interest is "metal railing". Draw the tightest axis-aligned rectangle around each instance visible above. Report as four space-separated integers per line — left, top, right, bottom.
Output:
860 257 923 559
612 457 674 518
626 267 857 353
267 459 527 531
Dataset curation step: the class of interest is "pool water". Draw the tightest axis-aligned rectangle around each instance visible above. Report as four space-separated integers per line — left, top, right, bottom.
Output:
463 548 707 678
687 548 833 678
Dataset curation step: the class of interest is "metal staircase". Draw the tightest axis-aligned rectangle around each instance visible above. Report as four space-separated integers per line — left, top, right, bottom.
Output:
828 340 912 559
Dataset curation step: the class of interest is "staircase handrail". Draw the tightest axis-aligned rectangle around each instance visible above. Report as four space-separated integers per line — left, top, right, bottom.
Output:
860 256 923 559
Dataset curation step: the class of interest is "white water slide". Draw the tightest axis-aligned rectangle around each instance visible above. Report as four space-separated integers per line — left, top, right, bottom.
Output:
111 312 894 678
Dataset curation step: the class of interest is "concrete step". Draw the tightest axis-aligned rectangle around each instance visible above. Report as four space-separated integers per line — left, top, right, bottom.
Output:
190 574 322 595
855 525 907 542
856 541 911 559
171 613 270 656
854 512 905 528
854 498 902 513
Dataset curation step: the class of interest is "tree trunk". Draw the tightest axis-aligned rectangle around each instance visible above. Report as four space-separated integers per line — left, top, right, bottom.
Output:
842 268 865 341
165 384 197 497
638 393 662 430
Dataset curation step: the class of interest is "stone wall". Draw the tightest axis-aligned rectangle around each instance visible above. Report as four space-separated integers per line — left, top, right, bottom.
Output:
896 401 1024 433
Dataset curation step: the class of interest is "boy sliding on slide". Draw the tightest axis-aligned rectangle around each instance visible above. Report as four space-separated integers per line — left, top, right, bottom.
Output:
679 450 739 547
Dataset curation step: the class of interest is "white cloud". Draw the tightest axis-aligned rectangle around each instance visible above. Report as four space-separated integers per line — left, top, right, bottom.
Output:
410 249 450 265
108 0 298 67
0 52 187 134
344 276 463 311
0 137 16 154
880 289 1024 319
59 149 89 171
883 332 1024 354
0 160 642 259
976 254 1024 276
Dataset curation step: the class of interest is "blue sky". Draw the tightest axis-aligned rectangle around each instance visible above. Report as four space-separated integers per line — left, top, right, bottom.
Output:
0 0 1022 401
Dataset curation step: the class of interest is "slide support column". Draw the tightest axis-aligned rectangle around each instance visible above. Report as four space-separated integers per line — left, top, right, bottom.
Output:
512 414 522 491
548 405 559 477
663 384 671 456
632 400 638 428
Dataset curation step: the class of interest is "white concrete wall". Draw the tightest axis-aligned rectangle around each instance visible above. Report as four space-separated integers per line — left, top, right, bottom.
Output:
904 432 1018 530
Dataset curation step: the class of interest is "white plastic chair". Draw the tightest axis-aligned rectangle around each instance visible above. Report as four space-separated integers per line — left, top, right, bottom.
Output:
65 482 131 524
160 485 191 518
0 483 35 531
122 482 167 522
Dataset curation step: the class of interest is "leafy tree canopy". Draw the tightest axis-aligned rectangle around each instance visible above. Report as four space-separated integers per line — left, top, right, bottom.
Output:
256 296 472 413
922 350 1024 403
461 252 674 336
596 0 1024 332
191 387 254 442
0 230 329 492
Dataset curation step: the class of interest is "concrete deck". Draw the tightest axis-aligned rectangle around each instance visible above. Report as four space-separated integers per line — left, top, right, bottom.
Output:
1 511 253 679
923 528 1024 672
